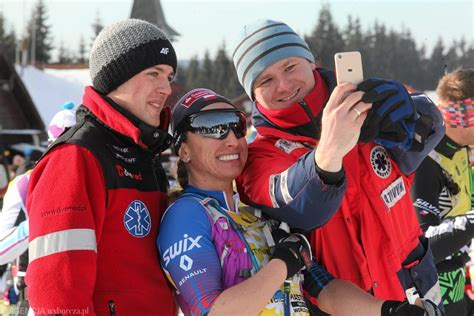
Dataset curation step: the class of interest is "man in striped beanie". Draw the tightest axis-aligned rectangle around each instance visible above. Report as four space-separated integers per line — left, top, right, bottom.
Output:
232 19 445 314
26 19 177 315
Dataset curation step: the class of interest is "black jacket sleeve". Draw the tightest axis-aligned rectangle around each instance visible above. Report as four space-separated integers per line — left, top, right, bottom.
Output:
411 157 474 263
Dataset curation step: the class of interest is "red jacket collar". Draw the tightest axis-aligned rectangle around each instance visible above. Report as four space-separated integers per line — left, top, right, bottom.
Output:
82 86 148 148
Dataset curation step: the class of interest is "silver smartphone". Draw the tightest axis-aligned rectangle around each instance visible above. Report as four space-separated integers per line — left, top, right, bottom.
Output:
334 51 364 85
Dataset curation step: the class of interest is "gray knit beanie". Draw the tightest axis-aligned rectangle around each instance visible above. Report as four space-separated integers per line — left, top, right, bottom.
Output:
89 19 177 94
232 19 315 99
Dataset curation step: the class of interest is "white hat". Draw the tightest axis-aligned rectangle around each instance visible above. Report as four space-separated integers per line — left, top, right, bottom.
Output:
47 101 77 142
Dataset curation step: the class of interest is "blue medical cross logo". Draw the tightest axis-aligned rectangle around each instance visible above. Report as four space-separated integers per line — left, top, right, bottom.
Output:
124 200 151 237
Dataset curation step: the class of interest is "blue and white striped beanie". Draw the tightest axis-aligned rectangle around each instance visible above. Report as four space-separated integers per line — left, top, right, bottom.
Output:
232 19 315 99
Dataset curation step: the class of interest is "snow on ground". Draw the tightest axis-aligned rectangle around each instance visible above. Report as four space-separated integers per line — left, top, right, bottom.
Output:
15 65 89 126
43 68 91 87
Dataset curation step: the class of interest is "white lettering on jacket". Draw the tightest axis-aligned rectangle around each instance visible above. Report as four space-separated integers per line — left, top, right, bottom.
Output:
163 234 202 267
274 139 304 154
381 177 406 209
413 198 440 216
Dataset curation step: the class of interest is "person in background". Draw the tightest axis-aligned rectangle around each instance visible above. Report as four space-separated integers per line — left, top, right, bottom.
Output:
0 156 8 200
0 102 76 311
26 19 177 315
0 101 76 266
231 19 445 314
411 68 474 316
158 88 438 316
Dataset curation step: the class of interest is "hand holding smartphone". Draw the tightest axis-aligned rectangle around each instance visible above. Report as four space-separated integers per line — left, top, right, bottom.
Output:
334 51 364 85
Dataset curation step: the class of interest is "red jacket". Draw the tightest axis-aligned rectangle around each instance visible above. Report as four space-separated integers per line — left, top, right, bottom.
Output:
237 69 443 301
26 87 176 315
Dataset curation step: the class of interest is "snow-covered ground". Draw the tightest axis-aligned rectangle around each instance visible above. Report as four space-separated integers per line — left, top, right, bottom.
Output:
15 65 90 127
43 68 91 87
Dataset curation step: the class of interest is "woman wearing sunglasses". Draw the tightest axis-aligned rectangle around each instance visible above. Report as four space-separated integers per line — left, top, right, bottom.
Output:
157 89 431 316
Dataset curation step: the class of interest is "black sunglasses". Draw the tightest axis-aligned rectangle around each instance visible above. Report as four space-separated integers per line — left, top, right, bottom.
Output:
174 109 247 150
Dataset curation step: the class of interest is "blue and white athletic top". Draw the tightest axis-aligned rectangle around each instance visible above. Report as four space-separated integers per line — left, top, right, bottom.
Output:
157 185 310 316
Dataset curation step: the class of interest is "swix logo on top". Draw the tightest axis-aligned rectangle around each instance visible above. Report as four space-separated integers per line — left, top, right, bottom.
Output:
163 234 202 268
181 90 217 108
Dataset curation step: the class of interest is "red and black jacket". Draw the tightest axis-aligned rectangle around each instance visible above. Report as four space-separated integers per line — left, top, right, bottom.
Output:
26 87 176 315
237 69 444 303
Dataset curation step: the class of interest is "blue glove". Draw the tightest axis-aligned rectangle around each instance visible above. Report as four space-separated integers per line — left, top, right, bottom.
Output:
357 78 417 150
303 261 335 299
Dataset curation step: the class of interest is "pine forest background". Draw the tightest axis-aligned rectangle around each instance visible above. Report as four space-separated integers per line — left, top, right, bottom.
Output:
0 1 473 96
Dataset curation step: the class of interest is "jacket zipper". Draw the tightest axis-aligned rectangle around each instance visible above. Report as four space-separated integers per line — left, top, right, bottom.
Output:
108 300 116 316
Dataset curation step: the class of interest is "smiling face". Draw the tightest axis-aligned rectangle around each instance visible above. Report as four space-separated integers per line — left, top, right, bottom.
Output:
253 57 316 110
179 103 248 190
107 64 175 127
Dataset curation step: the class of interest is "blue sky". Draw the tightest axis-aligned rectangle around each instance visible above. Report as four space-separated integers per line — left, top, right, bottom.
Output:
1 0 473 61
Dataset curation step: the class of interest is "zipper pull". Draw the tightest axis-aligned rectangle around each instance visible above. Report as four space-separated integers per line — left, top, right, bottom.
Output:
108 300 116 316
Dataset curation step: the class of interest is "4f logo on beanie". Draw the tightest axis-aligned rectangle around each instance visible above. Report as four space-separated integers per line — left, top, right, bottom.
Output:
160 47 170 55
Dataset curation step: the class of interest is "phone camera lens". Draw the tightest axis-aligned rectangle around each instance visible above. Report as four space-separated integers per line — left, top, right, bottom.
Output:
338 55 342 59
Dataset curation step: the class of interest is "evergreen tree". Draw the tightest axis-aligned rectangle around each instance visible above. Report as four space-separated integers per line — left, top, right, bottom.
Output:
213 43 230 95
417 44 430 90
91 11 104 44
459 40 474 69
213 42 242 97
463 46 474 69
444 40 459 72
197 50 214 89
173 62 187 87
391 28 423 88
305 4 345 68
364 22 392 78
343 16 365 51
26 0 54 64
183 56 200 90
425 38 447 89
0 12 17 63
57 40 74 64
77 36 87 64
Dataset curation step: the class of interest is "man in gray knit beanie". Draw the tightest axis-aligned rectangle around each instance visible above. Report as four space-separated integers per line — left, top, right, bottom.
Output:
26 19 178 315
89 18 177 95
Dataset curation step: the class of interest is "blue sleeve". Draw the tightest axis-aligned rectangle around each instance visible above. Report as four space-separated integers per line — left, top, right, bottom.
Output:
388 94 445 175
157 198 222 316
261 152 346 231
270 151 318 206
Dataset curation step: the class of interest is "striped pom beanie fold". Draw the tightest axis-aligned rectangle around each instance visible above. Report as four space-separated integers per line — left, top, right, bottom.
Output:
89 19 177 94
232 19 315 99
